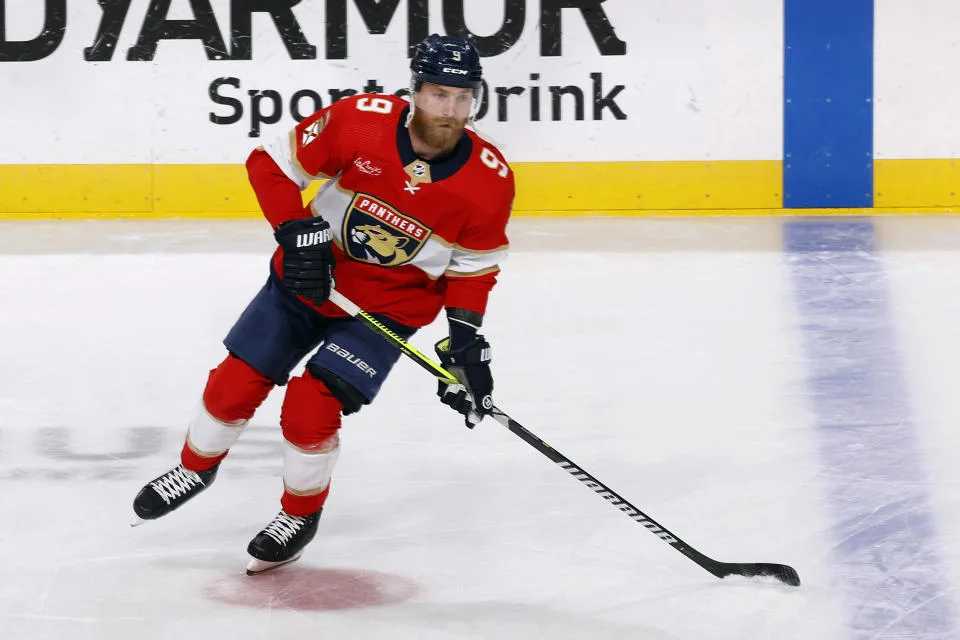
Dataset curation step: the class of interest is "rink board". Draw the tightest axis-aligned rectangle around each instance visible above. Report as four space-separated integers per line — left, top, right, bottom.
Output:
2 2 959 217
1 159 958 219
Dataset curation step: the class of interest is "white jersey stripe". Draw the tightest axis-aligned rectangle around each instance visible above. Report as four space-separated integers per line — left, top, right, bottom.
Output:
261 132 319 190
308 178 504 280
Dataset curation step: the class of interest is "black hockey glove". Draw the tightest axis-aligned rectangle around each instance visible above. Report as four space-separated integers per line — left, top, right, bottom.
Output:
275 217 335 306
434 335 493 428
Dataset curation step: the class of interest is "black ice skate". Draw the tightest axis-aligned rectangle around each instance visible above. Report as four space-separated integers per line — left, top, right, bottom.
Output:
246 509 322 575
131 463 219 524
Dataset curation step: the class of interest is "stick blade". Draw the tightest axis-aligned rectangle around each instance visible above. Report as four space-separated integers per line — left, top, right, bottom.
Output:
721 562 801 586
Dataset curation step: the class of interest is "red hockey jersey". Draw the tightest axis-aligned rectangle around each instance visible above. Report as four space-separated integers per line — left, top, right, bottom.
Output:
246 94 514 328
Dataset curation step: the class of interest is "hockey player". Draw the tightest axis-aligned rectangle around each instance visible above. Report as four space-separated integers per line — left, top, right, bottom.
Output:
132 34 514 575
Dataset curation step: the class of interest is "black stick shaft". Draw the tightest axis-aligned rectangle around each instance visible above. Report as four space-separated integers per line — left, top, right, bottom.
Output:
490 408 700 554
328 290 800 586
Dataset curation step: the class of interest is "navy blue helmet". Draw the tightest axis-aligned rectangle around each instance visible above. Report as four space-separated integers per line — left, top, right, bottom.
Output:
410 34 483 91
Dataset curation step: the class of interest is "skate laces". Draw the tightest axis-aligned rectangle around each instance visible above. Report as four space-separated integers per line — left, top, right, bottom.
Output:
262 512 307 545
150 465 203 505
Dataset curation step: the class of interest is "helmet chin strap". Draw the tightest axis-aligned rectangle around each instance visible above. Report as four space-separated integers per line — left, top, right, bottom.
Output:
405 78 417 128
468 84 484 123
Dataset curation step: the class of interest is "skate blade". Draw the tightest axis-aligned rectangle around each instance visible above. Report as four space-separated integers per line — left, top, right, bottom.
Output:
246 553 303 576
130 516 149 528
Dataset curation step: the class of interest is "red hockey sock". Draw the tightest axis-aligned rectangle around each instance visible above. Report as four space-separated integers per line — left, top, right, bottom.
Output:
181 355 274 472
278 372 344 515
282 485 332 517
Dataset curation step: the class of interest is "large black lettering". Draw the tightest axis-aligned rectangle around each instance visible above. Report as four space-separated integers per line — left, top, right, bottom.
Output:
325 0 428 60
0 0 66 62
329 87 358 103
406 0 429 57
529 73 541 121
209 76 243 124
550 84 584 120
442 0 524 57
85 0 133 61
127 0 229 61
248 89 282 137
495 85 524 122
541 0 626 57
591 72 626 119
229 0 315 60
290 89 322 121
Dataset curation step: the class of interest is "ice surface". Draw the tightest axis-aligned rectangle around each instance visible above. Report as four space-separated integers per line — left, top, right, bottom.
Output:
1 217 958 639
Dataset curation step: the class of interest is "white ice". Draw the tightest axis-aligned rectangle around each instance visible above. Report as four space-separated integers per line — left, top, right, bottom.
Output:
1 217 958 639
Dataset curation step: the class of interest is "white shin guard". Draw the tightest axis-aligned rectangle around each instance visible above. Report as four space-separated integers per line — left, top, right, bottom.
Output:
185 405 247 458
283 435 341 497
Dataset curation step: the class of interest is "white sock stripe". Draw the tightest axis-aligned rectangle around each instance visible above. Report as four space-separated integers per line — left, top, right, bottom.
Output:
282 439 340 494
186 405 246 456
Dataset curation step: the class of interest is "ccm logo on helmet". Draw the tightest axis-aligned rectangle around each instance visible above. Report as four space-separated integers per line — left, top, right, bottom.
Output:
442 68 469 75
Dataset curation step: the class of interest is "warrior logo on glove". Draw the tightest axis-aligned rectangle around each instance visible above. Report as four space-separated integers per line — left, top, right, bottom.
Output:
274 216 336 306
296 228 332 248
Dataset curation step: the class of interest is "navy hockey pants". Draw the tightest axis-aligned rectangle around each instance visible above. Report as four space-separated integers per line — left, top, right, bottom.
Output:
223 272 415 403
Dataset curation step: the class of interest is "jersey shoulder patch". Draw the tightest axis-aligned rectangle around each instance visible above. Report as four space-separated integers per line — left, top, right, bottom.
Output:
300 111 331 148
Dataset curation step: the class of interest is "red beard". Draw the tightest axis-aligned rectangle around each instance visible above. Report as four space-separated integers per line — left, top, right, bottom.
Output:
410 109 465 155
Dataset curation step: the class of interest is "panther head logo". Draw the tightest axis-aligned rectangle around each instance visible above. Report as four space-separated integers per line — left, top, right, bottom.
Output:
344 194 430 267
350 224 411 266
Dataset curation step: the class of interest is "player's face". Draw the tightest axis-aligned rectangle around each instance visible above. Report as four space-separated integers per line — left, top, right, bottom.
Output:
411 82 473 152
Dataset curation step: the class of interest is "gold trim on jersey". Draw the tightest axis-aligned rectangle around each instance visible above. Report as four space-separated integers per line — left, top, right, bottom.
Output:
443 265 501 278
289 129 332 181
334 181 356 198
421 233 509 254
426 233 454 248
310 181 357 219
453 242 510 254
403 159 433 186
283 482 330 497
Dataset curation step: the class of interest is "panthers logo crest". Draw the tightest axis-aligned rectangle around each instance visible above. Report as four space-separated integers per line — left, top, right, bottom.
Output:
343 194 431 267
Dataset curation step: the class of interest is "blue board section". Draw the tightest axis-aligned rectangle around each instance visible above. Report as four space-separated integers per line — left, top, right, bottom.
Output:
784 1 874 208
785 220 955 638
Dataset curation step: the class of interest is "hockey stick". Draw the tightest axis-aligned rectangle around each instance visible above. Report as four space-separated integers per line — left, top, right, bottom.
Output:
328 289 801 587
